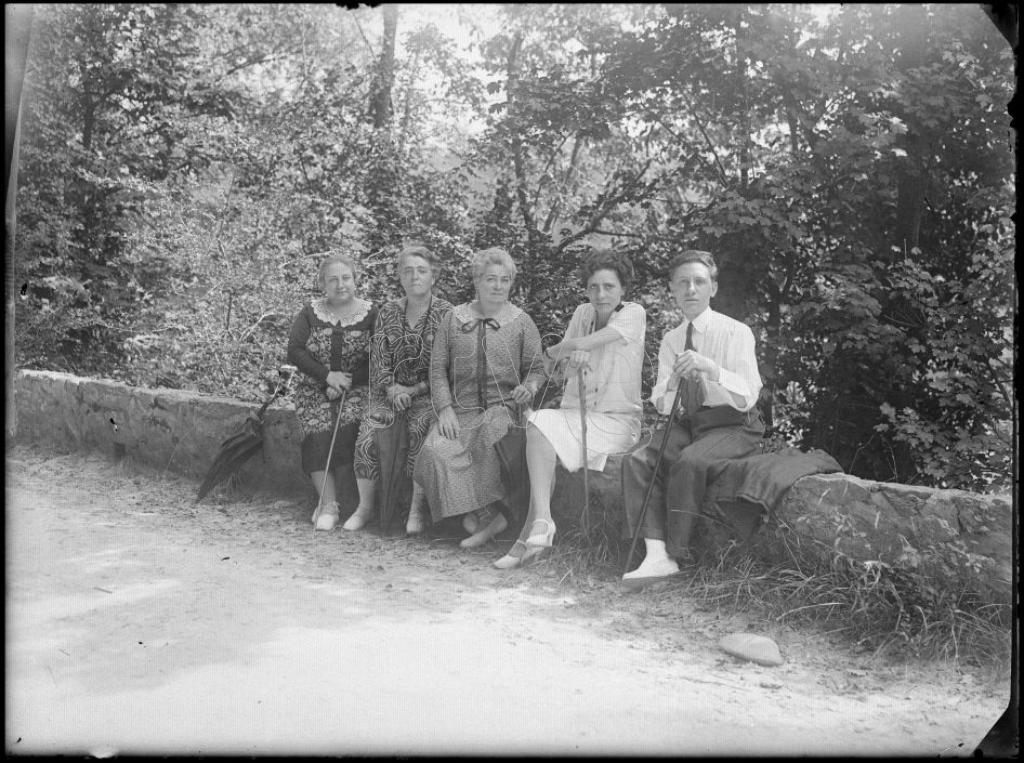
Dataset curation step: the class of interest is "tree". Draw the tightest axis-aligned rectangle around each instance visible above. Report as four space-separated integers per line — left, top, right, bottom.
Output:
12 3 1013 492
6 4 34 439
366 4 398 129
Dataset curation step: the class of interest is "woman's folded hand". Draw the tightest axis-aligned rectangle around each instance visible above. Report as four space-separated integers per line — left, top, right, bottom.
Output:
326 370 352 391
510 383 535 407
437 406 460 440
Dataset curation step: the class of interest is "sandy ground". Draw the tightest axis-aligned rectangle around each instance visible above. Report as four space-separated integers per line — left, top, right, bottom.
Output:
5 442 1011 756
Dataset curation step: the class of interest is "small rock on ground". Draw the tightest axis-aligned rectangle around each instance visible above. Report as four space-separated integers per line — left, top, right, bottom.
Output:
719 632 784 667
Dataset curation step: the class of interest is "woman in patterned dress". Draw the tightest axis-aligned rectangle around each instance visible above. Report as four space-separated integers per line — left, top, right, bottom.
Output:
494 248 646 569
345 244 453 534
413 247 546 548
287 253 378 531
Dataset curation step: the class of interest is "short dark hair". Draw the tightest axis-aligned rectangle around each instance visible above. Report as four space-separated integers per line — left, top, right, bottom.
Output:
579 248 635 291
667 249 718 282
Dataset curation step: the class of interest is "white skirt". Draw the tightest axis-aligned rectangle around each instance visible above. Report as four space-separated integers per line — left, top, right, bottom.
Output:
527 408 640 473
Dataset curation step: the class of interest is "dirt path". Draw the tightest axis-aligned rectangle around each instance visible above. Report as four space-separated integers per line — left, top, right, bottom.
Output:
5 443 1008 756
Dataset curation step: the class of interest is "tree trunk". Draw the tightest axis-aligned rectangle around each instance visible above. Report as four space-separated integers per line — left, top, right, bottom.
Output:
541 134 584 235
6 4 34 441
506 31 540 298
892 4 928 257
396 47 420 154
733 7 750 193
367 4 398 129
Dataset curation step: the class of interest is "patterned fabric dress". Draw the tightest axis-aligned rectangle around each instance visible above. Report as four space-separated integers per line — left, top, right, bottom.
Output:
413 302 545 522
287 297 377 473
353 295 454 481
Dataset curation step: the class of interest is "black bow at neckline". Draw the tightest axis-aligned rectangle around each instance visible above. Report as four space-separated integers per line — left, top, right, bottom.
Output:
460 316 500 333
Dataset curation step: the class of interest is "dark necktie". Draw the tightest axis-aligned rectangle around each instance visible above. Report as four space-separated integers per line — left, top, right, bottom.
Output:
682 321 703 419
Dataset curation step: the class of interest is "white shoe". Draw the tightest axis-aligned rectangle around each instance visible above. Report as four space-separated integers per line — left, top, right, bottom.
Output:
342 506 372 531
622 556 680 590
406 505 427 536
312 501 340 531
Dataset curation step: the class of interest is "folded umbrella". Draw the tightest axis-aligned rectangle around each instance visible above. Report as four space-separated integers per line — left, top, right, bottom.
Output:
375 408 410 532
196 364 296 501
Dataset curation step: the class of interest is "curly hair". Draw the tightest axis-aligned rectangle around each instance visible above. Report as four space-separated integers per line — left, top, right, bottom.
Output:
578 247 635 291
470 247 517 281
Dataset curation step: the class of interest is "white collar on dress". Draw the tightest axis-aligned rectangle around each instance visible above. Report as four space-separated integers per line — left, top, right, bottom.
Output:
452 301 522 328
312 297 371 327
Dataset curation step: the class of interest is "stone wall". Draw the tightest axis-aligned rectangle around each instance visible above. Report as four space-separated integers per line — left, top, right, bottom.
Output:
12 369 1012 606
12 369 314 500
550 458 1012 607
772 474 1013 606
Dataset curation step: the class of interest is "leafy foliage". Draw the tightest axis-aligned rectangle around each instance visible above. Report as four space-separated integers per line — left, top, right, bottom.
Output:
13 3 1014 492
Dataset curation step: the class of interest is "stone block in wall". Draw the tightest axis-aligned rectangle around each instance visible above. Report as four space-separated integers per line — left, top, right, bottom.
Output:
771 474 1012 604
549 458 622 534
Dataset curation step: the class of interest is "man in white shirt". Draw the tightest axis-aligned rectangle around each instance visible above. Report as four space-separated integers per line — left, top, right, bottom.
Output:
621 250 765 588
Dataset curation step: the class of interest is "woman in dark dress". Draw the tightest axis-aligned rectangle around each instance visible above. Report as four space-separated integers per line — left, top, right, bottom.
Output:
287 253 378 531
347 244 453 534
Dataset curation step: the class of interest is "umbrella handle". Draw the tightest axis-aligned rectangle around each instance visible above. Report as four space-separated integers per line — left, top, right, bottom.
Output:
623 380 686 574
256 364 299 419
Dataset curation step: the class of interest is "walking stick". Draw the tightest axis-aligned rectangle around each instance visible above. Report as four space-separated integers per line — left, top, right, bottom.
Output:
577 366 591 535
314 387 349 521
623 379 687 574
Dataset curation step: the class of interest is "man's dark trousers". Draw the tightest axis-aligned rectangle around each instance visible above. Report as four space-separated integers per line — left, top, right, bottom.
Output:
621 404 764 559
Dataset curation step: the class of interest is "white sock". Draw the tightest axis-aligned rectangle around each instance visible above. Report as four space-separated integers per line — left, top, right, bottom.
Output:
643 538 669 563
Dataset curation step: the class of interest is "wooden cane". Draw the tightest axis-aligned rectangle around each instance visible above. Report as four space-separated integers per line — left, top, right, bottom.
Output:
623 379 687 574
577 366 591 535
315 387 348 519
